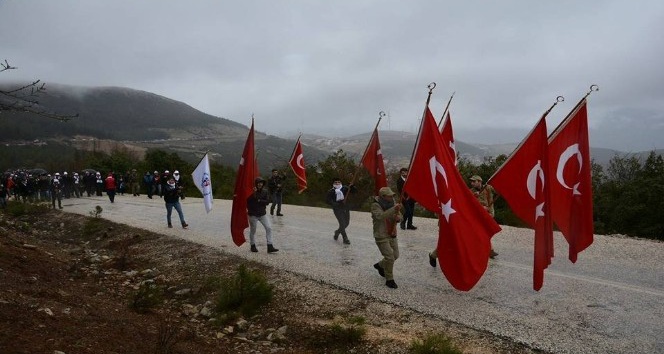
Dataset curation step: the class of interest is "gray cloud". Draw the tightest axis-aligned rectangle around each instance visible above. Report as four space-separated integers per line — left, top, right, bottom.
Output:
2 0 663 151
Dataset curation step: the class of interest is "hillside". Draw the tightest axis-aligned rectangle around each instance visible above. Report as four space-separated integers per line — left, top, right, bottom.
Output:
0 83 328 169
2 82 660 171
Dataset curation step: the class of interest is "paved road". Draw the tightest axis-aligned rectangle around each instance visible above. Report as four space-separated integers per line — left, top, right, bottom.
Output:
62 195 663 354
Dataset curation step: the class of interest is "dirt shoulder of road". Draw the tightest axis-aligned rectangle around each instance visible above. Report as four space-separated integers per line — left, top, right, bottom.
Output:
0 206 539 354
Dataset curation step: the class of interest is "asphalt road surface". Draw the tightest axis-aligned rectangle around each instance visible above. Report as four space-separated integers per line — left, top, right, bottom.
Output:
62 194 663 354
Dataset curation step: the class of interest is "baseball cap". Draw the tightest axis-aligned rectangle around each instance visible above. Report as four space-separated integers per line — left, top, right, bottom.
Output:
470 175 483 182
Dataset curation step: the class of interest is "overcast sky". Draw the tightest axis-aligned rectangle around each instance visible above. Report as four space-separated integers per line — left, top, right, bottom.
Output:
2 1 663 151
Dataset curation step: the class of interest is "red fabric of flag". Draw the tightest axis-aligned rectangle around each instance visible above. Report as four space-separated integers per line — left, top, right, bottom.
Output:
404 107 501 291
360 128 388 195
439 111 458 165
490 117 553 290
548 99 594 263
230 121 256 247
288 137 307 194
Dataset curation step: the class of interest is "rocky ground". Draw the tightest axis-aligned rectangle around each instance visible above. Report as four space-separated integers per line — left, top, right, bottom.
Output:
0 205 538 354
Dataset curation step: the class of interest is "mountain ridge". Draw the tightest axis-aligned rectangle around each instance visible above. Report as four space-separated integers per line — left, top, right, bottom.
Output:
2 82 659 169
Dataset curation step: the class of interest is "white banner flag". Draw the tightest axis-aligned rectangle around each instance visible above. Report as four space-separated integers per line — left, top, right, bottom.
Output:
191 153 213 213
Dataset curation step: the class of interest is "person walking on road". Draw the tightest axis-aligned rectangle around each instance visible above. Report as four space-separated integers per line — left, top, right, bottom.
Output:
396 167 417 230
50 177 63 209
104 172 117 203
268 168 286 216
247 177 279 253
372 187 403 289
470 175 498 259
326 177 355 245
163 176 189 229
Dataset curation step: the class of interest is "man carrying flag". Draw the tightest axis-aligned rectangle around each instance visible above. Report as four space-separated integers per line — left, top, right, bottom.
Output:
191 153 213 213
289 136 307 194
404 105 501 291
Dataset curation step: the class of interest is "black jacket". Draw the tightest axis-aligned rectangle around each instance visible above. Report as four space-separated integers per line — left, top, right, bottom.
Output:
326 185 355 209
163 184 182 203
247 188 270 216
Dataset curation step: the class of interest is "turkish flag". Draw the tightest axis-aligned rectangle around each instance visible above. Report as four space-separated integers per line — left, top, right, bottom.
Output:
230 120 256 247
439 111 458 166
490 116 553 290
548 99 594 263
360 127 388 195
404 106 501 291
288 137 307 194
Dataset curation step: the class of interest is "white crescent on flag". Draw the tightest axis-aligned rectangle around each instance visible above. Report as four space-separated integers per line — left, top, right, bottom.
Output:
556 143 582 195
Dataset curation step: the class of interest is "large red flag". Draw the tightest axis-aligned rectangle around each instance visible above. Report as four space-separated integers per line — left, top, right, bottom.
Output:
288 136 307 194
360 127 388 195
548 99 593 263
489 117 553 290
439 111 458 166
404 107 501 291
230 120 256 247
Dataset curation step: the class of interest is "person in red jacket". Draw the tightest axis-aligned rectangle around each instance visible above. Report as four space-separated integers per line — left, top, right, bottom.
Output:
104 172 117 203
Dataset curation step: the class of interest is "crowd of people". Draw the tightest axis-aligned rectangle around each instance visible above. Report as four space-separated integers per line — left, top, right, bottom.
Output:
1 166 499 290
0 168 189 229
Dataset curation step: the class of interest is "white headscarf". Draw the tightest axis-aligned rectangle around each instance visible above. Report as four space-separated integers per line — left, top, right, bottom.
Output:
334 183 344 201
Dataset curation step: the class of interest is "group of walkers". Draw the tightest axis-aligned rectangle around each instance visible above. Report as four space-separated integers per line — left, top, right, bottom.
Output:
0 168 190 230
247 166 498 290
3 165 499 291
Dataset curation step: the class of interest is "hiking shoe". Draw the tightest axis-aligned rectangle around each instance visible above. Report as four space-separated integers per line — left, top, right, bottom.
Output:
168 223 173 228
407 225 418 230
333 231 340 241
276 213 284 216
343 238 351 245
385 280 398 289
490 249 498 259
429 254 437 268
250 244 258 253
182 223 189 229
267 244 279 253
373 263 385 277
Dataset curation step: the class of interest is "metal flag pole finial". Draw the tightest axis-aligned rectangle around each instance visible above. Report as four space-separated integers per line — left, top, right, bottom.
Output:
543 95 565 117
585 84 599 99
426 82 436 105
378 111 386 121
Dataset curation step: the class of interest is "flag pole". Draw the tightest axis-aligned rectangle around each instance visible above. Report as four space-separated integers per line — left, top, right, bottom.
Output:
487 95 565 185
288 134 302 163
350 112 384 185
548 84 599 140
425 82 436 105
401 83 437 203
193 149 210 168
437 91 456 129
408 82 436 170
347 111 384 200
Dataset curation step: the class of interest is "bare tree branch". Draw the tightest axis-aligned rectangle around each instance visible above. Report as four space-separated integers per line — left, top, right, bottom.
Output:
0 59 78 122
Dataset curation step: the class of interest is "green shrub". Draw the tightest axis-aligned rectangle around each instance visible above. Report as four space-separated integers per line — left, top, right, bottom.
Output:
5 202 50 217
329 321 367 344
214 264 273 319
89 205 103 218
130 283 163 314
82 217 105 237
409 333 462 354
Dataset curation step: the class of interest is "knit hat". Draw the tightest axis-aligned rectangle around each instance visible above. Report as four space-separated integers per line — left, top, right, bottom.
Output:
379 187 396 197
